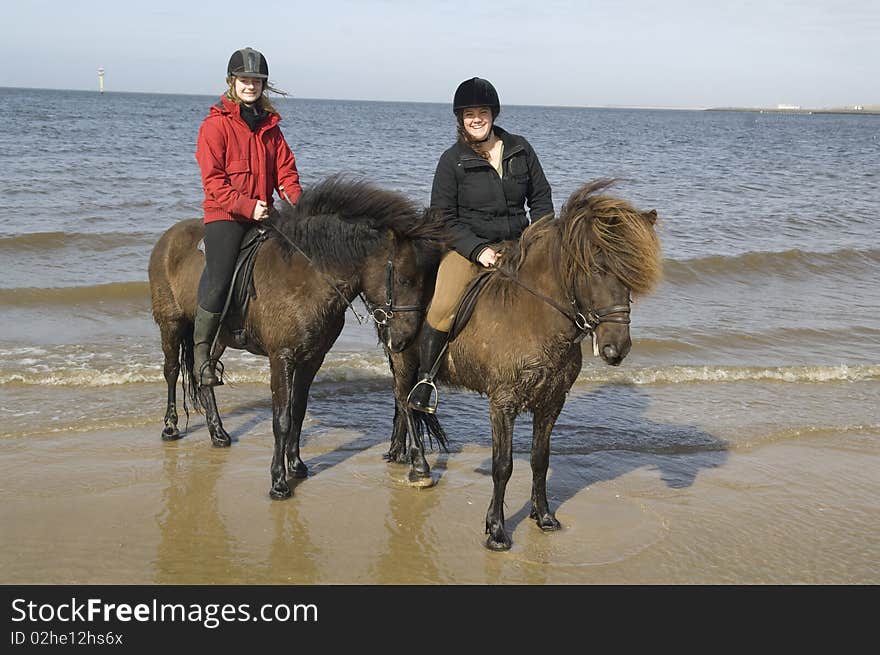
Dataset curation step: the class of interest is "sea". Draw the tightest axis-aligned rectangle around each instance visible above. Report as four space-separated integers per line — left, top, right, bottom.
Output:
0 86 877 584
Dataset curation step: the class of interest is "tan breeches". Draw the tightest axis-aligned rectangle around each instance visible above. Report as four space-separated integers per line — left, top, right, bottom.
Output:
425 250 484 332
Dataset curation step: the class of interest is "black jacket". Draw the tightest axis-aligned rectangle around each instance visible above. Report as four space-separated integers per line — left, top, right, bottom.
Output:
430 126 554 262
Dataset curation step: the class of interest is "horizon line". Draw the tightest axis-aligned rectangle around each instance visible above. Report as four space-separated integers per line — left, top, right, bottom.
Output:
2 85 876 112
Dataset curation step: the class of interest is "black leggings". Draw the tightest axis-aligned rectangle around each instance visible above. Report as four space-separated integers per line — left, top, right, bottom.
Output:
197 220 251 313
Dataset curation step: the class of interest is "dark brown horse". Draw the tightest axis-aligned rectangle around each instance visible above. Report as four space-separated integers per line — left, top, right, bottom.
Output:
384 179 662 550
149 177 445 499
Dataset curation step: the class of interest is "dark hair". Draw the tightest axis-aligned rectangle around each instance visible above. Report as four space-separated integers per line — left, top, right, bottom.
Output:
454 109 496 160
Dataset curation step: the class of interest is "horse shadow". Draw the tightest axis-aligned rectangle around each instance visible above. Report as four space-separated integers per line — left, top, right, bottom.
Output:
444 382 729 536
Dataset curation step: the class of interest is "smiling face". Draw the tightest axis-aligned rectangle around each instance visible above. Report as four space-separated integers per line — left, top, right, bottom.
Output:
233 76 264 105
461 106 494 142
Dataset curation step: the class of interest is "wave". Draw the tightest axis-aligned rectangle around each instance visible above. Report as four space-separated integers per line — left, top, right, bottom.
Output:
1 360 877 388
0 281 150 306
575 364 880 385
663 247 880 284
0 231 159 252
633 326 880 356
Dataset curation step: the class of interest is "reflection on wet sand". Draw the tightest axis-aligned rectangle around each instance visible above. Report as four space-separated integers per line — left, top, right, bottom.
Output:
371 457 445 584
155 442 244 584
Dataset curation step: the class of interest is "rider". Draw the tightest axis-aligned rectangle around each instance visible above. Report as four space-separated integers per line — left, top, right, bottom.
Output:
408 77 554 413
193 47 302 387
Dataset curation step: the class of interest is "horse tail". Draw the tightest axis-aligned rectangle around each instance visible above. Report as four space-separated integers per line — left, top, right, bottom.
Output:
179 323 204 415
412 411 449 453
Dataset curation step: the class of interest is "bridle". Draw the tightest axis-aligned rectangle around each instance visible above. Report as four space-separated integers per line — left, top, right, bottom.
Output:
264 220 421 328
361 258 423 326
492 266 631 350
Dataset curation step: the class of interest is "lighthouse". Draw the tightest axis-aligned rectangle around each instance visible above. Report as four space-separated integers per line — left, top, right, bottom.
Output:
98 67 105 94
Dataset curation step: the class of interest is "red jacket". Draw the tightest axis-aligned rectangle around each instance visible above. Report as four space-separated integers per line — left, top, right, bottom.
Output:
196 95 302 223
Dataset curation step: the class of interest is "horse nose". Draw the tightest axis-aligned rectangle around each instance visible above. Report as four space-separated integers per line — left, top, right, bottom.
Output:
602 344 621 365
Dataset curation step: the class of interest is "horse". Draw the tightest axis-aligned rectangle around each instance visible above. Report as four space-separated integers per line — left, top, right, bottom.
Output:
148 177 446 500
383 179 662 550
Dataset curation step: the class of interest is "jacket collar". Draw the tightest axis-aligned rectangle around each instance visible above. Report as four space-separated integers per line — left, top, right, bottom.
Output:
212 95 280 132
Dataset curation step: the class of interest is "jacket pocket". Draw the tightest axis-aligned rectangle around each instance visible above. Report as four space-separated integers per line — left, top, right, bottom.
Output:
507 155 528 177
227 159 250 174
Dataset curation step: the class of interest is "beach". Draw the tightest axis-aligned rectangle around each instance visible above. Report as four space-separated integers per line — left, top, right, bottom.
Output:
2 374 877 584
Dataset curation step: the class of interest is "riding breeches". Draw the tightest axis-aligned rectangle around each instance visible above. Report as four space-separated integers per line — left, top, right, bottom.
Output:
425 250 487 332
197 220 252 313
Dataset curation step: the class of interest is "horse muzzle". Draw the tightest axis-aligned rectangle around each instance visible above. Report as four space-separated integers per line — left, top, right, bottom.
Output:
601 344 623 366
599 337 631 366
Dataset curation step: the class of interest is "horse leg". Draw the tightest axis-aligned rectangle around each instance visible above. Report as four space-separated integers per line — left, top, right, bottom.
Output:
200 385 231 447
485 401 516 551
385 404 409 463
285 355 324 479
383 348 418 464
159 320 184 441
385 350 417 463
269 354 295 500
407 411 432 482
529 399 565 531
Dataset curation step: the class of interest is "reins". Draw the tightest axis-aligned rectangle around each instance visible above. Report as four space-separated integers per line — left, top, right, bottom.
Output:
263 217 421 327
491 265 630 346
262 219 371 325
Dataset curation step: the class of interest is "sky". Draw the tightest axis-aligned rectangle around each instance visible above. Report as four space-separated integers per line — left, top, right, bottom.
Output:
3 0 878 108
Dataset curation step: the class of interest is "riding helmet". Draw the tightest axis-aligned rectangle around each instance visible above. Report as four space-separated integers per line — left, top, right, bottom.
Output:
452 77 500 116
227 47 269 79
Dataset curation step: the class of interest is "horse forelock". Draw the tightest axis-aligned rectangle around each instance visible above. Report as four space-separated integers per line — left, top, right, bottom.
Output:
559 180 662 296
488 179 662 299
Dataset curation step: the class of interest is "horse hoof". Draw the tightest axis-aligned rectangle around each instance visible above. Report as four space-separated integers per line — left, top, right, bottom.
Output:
211 433 231 448
485 534 512 551
269 482 292 500
407 466 435 487
288 462 308 479
161 426 181 441
406 472 436 488
537 515 561 531
530 507 561 531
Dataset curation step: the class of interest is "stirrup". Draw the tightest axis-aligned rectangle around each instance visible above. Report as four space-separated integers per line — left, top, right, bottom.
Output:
407 378 438 414
198 358 225 387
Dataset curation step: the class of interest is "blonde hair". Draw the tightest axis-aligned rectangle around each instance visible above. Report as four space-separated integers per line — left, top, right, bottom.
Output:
225 75 287 115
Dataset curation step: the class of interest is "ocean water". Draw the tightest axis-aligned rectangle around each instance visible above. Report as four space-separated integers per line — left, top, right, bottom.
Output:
0 87 878 582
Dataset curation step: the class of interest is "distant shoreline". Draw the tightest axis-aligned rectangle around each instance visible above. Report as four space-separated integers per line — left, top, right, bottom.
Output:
706 106 880 115
2 87 878 114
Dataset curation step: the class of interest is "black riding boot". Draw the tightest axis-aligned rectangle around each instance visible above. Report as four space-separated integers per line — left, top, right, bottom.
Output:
407 324 449 414
193 306 223 387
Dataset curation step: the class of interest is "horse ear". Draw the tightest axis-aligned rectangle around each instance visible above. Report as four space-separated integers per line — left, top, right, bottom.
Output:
644 209 658 225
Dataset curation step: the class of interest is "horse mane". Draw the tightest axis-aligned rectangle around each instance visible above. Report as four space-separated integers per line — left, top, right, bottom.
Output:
493 178 662 298
267 175 446 270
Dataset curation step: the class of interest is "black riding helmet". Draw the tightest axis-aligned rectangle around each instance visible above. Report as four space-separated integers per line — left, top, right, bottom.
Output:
453 77 500 117
227 47 269 79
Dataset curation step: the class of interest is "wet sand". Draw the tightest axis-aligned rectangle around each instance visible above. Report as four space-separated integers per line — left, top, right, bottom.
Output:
2 385 878 585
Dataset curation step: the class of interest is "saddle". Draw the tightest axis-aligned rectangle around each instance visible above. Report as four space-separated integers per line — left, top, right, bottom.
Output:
205 225 270 351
